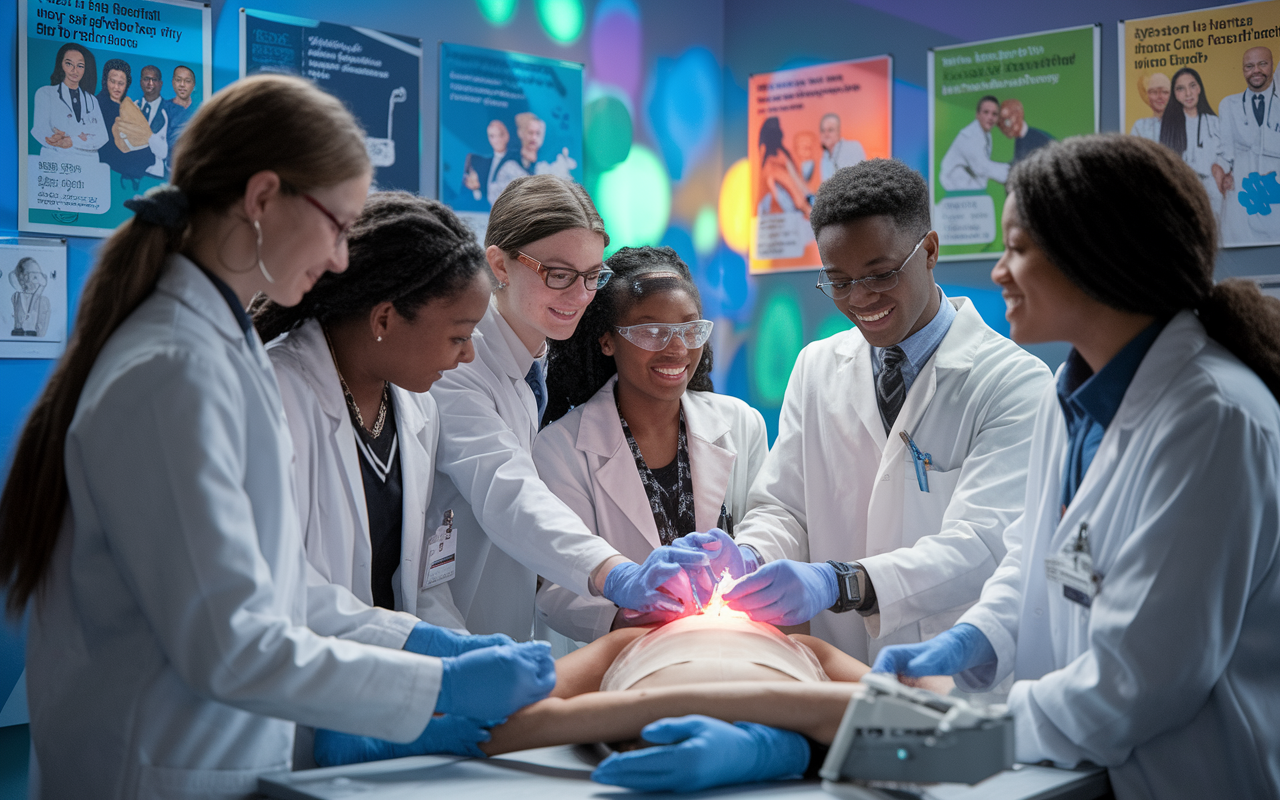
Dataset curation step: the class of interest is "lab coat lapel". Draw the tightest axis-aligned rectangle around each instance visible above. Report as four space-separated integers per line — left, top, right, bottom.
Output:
477 303 539 441
577 379 663 551
834 334 887 449
682 392 735 533
393 386 428 614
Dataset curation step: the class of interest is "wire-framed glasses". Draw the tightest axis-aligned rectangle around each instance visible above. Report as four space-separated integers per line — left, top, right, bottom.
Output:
815 235 926 300
516 251 614 291
614 320 714 351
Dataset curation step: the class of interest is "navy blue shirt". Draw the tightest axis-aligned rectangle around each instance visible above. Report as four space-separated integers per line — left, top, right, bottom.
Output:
1057 320 1166 511
196 266 254 344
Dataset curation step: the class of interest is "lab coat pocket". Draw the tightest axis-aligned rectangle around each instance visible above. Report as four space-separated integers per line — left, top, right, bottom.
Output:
900 463 961 547
137 761 285 800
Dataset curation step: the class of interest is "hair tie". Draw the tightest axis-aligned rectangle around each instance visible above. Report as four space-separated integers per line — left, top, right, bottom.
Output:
124 184 189 230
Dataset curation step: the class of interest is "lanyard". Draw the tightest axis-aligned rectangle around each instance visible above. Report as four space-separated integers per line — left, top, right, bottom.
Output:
616 390 696 545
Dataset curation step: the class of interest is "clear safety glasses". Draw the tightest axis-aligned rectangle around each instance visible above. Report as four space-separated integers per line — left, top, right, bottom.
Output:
516 251 614 291
614 319 714 351
815 235 927 300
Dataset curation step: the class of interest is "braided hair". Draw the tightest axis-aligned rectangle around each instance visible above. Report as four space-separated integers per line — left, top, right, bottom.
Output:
254 192 490 341
1007 133 1280 400
544 246 713 425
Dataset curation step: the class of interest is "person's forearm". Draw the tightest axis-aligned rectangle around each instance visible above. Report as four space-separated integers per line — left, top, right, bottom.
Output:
481 681 860 756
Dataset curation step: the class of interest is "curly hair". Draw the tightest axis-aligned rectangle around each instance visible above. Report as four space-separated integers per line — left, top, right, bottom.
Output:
544 246 713 425
253 191 489 341
809 158 931 240
100 58 131 95
1007 133 1280 400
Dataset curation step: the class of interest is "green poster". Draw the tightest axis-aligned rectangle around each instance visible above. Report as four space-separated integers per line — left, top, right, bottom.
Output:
929 25 1100 260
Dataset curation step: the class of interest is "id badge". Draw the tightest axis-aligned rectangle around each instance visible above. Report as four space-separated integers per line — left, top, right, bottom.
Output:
424 510 457 589
1045 523 1099 607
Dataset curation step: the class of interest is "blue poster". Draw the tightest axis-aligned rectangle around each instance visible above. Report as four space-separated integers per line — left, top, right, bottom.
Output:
439 42 583 243
19 0 212 237
240 9 421 194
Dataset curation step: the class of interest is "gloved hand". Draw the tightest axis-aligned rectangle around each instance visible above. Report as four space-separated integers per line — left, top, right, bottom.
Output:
612 606 688 630
591 715 810 792
313 713 494 766
436 641 556 720
671 529 759 604
871 623 997 677
721 559 838 626
601 547 709 613
403 622 517 658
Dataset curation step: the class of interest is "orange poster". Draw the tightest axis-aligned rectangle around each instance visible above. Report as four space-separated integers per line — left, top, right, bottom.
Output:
748 56 892 274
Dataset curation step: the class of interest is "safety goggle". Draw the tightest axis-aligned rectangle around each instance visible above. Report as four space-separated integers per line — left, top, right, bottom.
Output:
614 320 714 351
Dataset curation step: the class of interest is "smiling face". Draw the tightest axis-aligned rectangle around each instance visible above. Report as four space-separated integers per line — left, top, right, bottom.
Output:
602 288 704 405
1244 47 1274 92
1146 83 1170 114
140 66 162 102
815 215 939 348
490 227 606 349
1174 72 1201 112
172 66 195 102
61 49 86 90
105 69 128 102
977 99 1000 132
379 271 492 392
487 120 509 154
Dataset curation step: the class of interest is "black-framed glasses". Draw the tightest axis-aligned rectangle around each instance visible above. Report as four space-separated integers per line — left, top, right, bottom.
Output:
516 251 613 291
302 193 351 246
614 320 714 351
815 235 926 300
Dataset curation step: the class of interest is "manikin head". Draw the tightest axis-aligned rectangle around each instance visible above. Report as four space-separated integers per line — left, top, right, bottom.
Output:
998 99 1025 139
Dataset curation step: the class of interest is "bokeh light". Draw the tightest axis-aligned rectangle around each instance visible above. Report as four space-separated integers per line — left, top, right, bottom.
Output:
476 0 518 26
595 145 671 256
718 158 751 255
814 313 852 342
692 206 719 258
590 0 641 99
537 0 584 43
752 290 805 406
645 47 720 180
584 95 632 174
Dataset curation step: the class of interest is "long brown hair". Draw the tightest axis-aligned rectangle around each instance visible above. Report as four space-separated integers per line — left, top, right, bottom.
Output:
485 174 609 254
0 74 369 616
1007 133 1280 400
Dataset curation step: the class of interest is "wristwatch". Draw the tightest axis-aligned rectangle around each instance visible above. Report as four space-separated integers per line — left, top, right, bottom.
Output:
827 560 877 615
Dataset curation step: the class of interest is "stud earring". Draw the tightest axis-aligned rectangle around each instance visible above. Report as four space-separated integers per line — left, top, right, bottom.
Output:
252 219 274 284
376 336 382 342
495 281 508 290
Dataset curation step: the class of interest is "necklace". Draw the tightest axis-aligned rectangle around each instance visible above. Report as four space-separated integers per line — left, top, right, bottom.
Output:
322 326 389 438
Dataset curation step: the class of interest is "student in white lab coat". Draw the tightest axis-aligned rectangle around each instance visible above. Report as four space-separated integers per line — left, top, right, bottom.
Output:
875 134 1280 799
30 43 108 158
427 176 712 642
0 75 554 800
694 159 1051 666
533 246 769 642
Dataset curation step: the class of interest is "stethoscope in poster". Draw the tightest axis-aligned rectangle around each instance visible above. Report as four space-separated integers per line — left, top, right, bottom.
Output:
0 238 68 360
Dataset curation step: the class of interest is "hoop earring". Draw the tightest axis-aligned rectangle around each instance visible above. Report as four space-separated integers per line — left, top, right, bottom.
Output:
252 219 275 284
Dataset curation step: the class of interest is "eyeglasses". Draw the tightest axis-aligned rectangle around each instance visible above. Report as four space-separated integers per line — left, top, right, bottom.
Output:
614 320 714 351
516 251 613 291
815 236 927 300
302 194 351 247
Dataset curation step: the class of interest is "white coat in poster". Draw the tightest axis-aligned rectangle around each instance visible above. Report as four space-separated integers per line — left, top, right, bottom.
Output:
1214 47 1280 246
955 312 1280 798
939 99 1010 192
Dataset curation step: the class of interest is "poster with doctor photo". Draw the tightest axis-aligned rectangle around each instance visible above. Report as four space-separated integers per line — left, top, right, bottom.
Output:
439 42 584 246
240 9 422 194
1121 0 1280 248
747 56 892 274
19 0 211 238
0 238 68 360
929 25 1100 261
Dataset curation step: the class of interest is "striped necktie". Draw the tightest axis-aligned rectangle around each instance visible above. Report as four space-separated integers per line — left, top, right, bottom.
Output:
876 346 907 434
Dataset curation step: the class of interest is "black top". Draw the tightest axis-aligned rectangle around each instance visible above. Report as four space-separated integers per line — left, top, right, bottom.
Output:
351 394 402 610
648 458 683 543
196 266 254 342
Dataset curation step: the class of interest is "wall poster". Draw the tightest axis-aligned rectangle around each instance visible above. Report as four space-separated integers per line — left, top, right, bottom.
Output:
1121 1 1280 248
241 8 422 194
747 56 893 275
929 25 1100 261
0 238 68 360
19 0 211 237
438 42 584 246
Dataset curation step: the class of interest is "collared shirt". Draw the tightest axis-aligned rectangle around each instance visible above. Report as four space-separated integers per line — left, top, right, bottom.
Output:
1057 319 1167 510
489 297 546 378
195 266 254 344
871 286 957 397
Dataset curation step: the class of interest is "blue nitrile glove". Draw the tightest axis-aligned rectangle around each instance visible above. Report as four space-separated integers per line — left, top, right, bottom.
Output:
871 623 997 677
403 621 517 658
313 713 494 766
601 546 710 613
671 529 759 604
721 559 838 626
436 641 556 720
591 715 810 792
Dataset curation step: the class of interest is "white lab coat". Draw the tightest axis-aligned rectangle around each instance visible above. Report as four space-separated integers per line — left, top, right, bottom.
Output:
820 139 867 181
955 311 1280 799
939 119 1009 192
269 319 468 629
1216 83 1280 244
27 256 441 800
532 376 770 642
1128 116 1161 142
427 302 622 639
30 83 108 157
734 297 1052 664
1173 112 1223 211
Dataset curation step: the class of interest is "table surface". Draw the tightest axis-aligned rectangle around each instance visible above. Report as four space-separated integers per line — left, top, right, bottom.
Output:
258 745 1110 800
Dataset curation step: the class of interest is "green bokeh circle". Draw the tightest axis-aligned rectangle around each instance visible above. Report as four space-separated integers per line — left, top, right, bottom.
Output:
584 96 632 173
476 0 518 25
536 0 584 43
595 145 671 256
692 206 718 258
814 312 852 342
752 290 805 407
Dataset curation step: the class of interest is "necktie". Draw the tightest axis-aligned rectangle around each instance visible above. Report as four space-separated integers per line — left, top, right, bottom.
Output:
1254 94 1266 127
525 360 547 424
142 101 151 119
876 346 907 434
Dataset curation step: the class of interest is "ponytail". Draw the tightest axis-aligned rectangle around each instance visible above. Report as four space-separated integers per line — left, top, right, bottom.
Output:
1198 279 1280 399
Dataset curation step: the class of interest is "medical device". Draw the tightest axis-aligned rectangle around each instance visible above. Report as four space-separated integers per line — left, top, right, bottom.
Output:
820 673 1014 798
